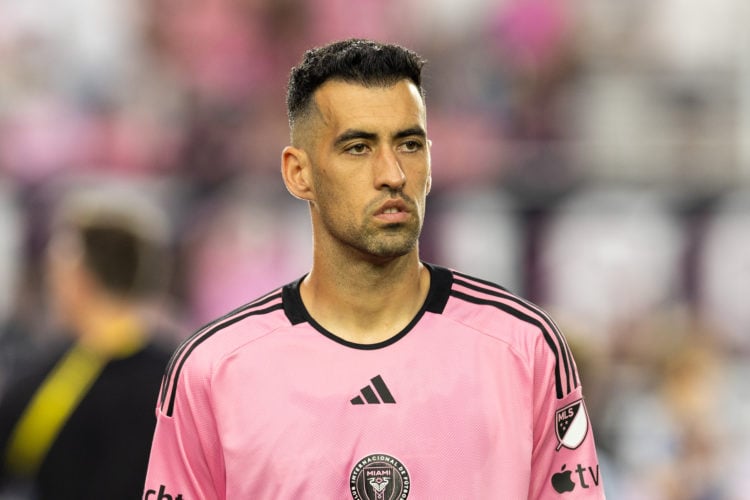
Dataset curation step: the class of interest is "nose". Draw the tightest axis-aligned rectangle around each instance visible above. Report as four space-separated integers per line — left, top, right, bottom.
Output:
374 148 406 191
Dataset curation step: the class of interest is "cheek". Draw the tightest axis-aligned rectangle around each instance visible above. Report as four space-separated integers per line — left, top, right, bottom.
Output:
46 265 76 320
409 164 431 197
47 259 68 296
314 167 363 207
312 173 354 223
311 169 337 205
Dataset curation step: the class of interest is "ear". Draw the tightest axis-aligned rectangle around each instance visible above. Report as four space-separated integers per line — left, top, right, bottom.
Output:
426 139 433 195
281 146 314 201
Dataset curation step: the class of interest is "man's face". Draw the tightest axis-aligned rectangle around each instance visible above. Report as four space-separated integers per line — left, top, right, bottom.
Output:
302 79 431 261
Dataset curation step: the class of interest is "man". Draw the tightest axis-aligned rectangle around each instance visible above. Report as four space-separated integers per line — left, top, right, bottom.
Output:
144 39 605 499
0 184 174 499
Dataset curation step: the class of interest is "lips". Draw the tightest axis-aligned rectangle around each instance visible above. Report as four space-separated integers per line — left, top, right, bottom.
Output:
375 199 408 216
374 198 411 223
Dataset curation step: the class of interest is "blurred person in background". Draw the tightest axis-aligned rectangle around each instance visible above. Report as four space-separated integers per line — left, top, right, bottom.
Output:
0 182 175 500
0 183 25 395
143 38 604 499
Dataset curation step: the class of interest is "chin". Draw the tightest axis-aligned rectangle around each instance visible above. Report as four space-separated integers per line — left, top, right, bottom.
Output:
350 224 421 260
368 240 419 260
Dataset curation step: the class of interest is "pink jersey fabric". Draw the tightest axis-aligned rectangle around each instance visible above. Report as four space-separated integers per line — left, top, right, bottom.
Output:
144 264 605 499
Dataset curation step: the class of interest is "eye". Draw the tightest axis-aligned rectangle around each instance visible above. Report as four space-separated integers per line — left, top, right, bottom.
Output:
399 140 424 153
345 143 370 155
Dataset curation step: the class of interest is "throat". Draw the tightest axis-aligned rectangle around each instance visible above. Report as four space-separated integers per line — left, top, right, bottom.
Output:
331 309 417 345
300 261 431 345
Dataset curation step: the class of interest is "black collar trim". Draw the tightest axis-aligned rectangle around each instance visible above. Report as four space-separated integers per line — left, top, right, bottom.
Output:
282 262 453 350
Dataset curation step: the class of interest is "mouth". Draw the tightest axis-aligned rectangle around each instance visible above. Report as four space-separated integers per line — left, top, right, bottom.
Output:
374 199 411 224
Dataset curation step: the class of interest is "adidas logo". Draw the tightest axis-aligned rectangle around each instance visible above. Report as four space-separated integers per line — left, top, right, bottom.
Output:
350 375 396 405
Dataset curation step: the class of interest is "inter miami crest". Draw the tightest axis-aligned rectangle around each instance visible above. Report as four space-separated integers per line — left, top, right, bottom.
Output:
350 453 410 500
555 399 589 451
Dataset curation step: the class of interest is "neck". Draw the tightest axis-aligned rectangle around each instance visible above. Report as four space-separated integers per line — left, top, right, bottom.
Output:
301 250 430 345
72 297 146 358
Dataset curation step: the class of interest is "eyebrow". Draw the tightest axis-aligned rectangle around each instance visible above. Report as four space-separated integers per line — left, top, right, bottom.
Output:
333 126 427 148
393 126 427 141
333 129 377 148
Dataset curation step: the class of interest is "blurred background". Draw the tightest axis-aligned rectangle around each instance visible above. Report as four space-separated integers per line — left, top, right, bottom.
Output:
0 0 749 498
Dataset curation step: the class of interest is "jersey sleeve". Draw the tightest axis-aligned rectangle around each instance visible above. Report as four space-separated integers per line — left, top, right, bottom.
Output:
527 328 606 499
143 355 226 500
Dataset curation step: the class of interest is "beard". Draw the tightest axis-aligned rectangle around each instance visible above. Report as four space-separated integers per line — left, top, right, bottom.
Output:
315 193 425 260
356 218 422 259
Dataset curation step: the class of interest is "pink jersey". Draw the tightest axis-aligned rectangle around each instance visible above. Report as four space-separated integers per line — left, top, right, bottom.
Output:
144 264 604 499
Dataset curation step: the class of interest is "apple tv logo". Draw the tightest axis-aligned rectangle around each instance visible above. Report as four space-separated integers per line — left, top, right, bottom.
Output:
551 465 575 493
551 463 600 493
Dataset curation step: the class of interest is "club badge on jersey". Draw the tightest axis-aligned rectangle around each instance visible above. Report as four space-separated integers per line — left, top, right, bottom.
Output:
349 453 410 500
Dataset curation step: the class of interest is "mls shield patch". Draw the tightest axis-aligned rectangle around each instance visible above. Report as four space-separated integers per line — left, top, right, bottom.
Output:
555 399 589 451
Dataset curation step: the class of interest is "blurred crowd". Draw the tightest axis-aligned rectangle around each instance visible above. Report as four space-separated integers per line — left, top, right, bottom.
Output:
0 0 749 498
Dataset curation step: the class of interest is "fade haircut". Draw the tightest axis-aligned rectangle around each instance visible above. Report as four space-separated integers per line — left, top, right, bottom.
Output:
286 39 426 135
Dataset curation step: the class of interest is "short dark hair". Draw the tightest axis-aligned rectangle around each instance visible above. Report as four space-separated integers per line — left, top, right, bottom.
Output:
52 183 171 299
286 39 427 129
79 223 164 297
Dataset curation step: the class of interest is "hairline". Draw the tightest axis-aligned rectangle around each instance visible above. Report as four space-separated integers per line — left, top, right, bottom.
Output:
289 77 425 148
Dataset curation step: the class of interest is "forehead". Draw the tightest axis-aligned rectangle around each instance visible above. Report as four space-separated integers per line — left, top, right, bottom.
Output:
312 79 426 136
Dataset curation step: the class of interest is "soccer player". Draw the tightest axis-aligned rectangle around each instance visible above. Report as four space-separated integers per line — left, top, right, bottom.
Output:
143 39 605 499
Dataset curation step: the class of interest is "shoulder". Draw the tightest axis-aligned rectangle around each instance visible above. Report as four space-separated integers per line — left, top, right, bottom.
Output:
438 266 551 335
436 266 580 399
0 339 71 394
157 287 288 416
